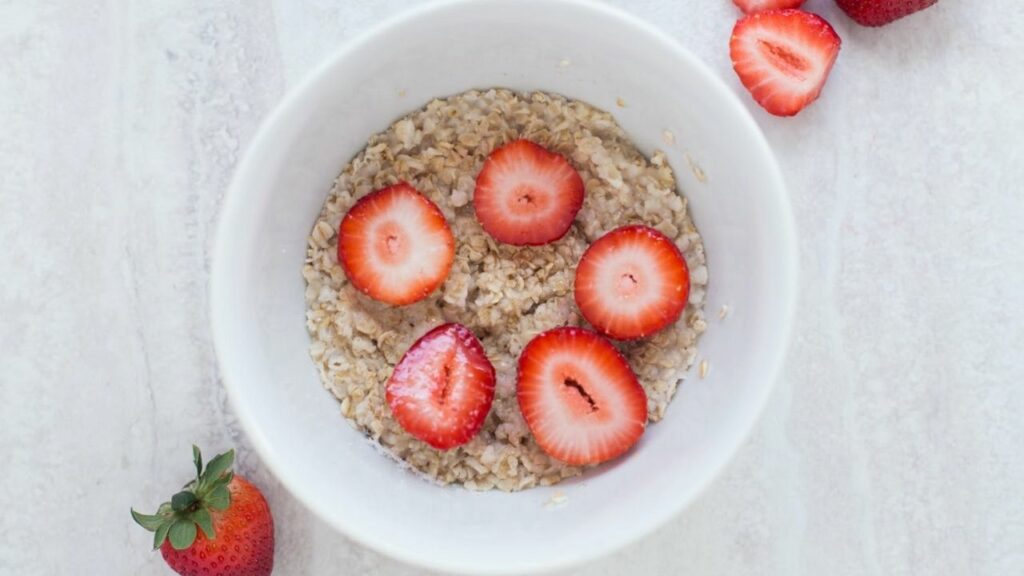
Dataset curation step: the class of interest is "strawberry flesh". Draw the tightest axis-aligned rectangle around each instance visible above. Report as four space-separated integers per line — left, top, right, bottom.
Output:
729 9 841 116
386 323 496 450
733 0 804 14
835 0 937 27
517 327 647 466
473 139 585 245
337 181 454 306
574 225 690 340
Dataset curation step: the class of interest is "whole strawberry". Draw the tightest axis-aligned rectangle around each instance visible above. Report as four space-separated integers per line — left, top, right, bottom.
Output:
835 0 938 26
132 447 275 576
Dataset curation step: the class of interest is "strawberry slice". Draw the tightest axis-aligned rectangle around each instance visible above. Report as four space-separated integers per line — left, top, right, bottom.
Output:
835 0 937 27
386 323 496 450
337 181 455 306
473 139 585 245
517 327 647 465
733 0 804 14
574 225 690 340
729 9 841 117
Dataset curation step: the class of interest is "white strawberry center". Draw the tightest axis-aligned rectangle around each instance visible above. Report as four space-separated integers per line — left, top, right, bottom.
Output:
758 39 809 80
504 182 551 217
366 194 450 284
543 358 616 426
597 249 662 311
509 184 548 212
376 222 409 263
616 271 640 297
561 376 598 415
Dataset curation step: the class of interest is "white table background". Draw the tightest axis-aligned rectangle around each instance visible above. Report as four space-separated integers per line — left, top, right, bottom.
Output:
1 0 1021 574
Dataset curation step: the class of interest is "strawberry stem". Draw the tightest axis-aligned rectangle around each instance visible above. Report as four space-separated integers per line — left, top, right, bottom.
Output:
171 491 197 512
131 446 235 550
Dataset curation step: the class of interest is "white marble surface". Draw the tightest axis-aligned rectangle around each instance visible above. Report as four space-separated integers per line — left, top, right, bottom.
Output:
1 0 1022 574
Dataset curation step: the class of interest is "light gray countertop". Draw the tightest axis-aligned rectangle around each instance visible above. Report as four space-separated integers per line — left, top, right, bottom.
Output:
1 0 1021 574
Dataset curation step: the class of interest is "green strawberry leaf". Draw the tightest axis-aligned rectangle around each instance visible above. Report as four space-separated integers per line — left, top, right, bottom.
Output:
206 485 231 511
192 445 203 481
171 491 197 512
192 508 215 540
153 521 172 550
130 509 165 532
168 519 198 551
203 450 235 484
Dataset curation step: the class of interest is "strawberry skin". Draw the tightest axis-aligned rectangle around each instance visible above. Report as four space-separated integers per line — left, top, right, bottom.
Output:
473 139 585 245
733 0 804 14
517 327 647 465
132 448 274 576
835 0 937 26
729 9 841 116
161 477 274 576
574 225 690 340
338 181 455 306
386 323 496 449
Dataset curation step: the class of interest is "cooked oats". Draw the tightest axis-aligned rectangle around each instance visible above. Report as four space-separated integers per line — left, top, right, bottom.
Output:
304 89 708 491
545 491 569 508
685 151 707 183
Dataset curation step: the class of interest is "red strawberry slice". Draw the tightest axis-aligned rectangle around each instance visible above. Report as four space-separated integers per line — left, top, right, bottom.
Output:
574 225 690 340
729 9 841 117
517 327 647 466
733 0 804 14
337 181 455 306
473 139 585 245
835 0 937 27
386 323 496 450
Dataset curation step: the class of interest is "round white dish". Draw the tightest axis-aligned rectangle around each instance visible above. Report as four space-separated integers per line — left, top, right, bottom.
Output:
210 0 797 573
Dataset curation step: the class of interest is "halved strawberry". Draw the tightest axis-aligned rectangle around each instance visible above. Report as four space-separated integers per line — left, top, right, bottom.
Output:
473 139 585 245
574 225 690 340
386 323 496 450
733 0 804 14
337 181 455 306
517 327 647 465
729 9 841 117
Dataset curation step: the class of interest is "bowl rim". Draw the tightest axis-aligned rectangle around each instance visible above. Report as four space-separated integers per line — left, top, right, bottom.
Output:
210 0 798 573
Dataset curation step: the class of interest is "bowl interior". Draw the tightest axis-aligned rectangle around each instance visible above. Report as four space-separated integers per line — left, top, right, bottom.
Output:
211 0 795 573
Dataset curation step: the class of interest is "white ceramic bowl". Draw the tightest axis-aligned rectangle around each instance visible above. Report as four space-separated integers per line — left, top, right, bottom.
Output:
211 0 796 573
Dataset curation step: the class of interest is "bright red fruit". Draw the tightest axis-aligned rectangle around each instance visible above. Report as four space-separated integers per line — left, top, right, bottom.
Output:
337 181 455 306
729 9 842 116
473 139 585 245
132 448 274 576
386 323 496 450
733 0 804 14
517 327 647 466
835 0 937 27
574 225 690 340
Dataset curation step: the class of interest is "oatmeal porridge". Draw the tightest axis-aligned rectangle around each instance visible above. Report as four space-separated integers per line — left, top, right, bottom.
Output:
303 88 707 491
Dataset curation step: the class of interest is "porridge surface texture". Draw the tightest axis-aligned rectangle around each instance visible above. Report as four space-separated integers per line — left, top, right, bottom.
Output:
304 89 708 491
